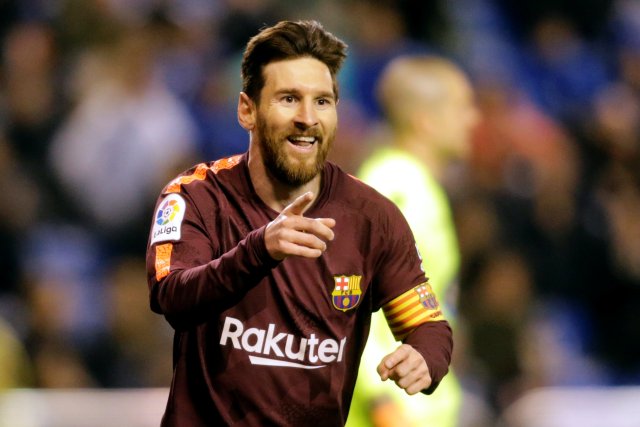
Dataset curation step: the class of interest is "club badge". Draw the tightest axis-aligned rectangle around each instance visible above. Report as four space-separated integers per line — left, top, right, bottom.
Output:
415 283 439 310
332 275 362 312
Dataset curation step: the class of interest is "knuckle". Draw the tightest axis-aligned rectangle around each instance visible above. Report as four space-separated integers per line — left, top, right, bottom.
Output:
396 376 413 391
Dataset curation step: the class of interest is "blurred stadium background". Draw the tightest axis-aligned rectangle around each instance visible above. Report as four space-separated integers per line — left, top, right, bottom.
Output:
1 0 640 425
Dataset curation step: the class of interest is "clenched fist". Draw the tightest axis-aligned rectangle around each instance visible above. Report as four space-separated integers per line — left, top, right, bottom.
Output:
377 344 432 395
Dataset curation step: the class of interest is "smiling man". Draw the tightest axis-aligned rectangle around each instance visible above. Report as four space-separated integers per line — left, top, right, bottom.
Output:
146 20 453 426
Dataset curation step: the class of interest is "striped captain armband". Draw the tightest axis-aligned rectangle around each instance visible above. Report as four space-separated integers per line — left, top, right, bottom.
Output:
382 282 445 341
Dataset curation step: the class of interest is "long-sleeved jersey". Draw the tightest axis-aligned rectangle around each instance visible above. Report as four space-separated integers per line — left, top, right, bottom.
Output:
146 153 452 426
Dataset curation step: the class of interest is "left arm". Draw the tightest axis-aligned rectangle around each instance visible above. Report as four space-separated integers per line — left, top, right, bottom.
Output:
364 189 454 395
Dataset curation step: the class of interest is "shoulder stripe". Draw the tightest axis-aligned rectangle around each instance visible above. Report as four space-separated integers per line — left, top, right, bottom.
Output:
165 163 209 194
211 155 242 174
155 243 173 281
164 155 242 193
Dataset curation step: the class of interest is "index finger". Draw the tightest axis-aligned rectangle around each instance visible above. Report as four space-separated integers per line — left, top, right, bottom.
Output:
282 192 315 216
377 344 411 379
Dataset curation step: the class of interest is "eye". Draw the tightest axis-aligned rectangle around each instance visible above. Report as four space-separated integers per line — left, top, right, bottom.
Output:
282 95 296 104
316 98 333 108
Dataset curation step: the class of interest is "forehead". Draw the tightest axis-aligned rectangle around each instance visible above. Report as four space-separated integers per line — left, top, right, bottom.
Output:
262 57 334 94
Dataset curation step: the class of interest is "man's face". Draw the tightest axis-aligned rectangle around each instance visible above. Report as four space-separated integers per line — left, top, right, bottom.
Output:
254 57 338 186
433 73 479 160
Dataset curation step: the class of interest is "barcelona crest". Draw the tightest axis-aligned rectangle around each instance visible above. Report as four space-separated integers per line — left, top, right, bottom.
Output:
414 283 439 310
332 275 362 312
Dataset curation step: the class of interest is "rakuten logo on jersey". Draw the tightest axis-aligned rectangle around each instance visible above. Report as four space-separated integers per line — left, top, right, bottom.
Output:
220 316 347 369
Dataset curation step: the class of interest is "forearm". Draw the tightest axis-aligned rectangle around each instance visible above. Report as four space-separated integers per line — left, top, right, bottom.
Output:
403 320 453 394
149 226 280 328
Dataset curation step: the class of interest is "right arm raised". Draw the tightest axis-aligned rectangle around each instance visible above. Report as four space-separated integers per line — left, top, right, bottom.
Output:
146 191 334 330
146 190 278 329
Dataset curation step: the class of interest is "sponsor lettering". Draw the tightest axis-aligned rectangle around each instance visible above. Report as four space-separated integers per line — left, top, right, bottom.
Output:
220 316 346 369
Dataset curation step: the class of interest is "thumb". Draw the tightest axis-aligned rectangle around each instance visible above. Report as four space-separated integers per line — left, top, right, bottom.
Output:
282 192 315 216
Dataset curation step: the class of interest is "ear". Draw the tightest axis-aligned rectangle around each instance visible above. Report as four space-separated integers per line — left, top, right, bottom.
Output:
238 92 256 131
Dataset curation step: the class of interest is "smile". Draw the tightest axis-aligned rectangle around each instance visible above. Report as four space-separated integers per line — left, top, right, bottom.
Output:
287 135 318 152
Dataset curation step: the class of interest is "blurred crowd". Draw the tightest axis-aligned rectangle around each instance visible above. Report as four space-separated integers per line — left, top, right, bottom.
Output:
1 0 640 424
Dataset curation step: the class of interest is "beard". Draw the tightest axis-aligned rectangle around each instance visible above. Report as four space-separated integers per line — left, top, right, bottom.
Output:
256 113 334 186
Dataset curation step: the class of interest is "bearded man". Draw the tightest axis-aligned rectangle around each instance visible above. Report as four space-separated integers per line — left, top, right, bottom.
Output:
146 20 452 427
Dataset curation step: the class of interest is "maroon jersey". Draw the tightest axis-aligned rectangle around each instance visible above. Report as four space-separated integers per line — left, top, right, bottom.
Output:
146 153 452 426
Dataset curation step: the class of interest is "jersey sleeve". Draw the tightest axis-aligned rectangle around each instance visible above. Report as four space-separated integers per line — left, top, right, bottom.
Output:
370 199 453 393
368 200 442 325
359 150 459 309
146 188 279 330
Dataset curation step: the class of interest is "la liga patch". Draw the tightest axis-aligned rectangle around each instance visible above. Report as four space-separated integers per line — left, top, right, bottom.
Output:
151 194 186 244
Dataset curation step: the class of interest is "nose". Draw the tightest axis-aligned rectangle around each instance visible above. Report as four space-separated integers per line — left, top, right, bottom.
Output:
294 100 318 129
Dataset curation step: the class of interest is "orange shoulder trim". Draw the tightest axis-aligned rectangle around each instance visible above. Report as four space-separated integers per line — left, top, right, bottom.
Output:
164 155 242 194
211 155 242 174
155 243 173 281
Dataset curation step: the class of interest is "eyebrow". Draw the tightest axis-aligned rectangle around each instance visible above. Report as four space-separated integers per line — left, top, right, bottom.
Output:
275 88 335 100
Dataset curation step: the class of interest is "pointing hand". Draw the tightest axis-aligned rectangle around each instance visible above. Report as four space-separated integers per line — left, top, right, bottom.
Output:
265 192 336 260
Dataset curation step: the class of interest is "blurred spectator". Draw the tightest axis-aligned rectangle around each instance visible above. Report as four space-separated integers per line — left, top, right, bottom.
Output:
188 58 253 161
0 138 38 296
459 248 534 412
102 257 173 387
581 79 640 380
0 315 33 389
217 0 283 54
456 71 613 412
49 26 197 254
2 22 67 221
339 0 434 119
21 225 108 387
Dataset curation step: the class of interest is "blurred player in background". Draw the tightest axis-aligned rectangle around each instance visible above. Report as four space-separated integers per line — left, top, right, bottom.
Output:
349 55 479 427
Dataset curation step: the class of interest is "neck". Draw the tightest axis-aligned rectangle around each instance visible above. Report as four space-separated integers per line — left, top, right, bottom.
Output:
247 145 322 212
395 134 445 182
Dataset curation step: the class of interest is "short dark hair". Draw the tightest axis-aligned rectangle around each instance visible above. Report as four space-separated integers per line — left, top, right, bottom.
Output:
241 20 348 102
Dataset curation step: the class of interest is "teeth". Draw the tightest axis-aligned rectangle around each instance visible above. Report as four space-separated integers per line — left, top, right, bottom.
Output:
290 136 316 143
